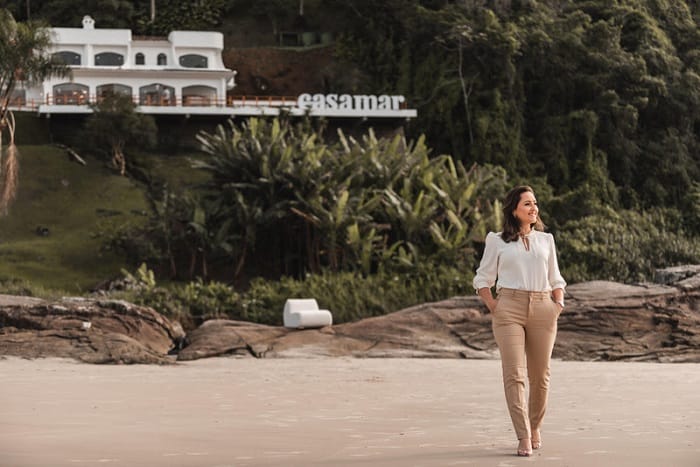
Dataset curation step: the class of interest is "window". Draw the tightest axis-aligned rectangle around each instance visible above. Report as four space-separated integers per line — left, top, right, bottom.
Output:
9 89 26 106
157 53 167 66
52 51 81 65
135 53 145 65
179 54 208 68
139 83 175 106
96 84 132 101
53 83 89 105
182 85 217 106
95 52 124 66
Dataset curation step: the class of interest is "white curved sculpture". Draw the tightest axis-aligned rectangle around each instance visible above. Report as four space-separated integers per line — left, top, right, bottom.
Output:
283 298 333 329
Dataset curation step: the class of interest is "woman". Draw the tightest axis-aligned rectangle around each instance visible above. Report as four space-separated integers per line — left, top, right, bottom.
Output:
473 185 566 457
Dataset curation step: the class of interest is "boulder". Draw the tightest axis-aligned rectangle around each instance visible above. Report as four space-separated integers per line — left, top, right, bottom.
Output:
178 266 700 363
0 295 185 364
177 319 290 360
2 265 699 364
555 279 700 363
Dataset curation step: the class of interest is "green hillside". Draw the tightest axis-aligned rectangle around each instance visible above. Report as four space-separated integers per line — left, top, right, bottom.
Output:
0 144 150 292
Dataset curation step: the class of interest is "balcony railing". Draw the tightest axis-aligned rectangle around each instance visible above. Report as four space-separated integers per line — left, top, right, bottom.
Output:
11 94 302 109
9 94 414 113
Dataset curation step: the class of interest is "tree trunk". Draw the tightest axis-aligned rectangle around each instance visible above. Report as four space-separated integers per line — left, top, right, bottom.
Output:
458 36 475 145
0 112 20 215
189 250 196 279
234 243 247 279
112 147 126 175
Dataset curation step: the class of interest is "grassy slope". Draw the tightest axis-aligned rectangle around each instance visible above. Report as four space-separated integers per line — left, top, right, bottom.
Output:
0 145 151 292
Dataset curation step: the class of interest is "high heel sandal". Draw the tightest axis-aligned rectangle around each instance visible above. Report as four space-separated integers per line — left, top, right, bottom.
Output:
517 439 533 457
531 430 542 450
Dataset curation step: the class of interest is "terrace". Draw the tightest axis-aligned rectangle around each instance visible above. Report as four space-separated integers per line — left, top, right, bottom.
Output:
10 93 417 119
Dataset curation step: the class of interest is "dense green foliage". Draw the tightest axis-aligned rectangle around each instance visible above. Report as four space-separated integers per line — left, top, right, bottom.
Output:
558 206 700 283
116 116 506 283
0 0 226 32
329 0 700 227
104 262 474 327
194 117 506 277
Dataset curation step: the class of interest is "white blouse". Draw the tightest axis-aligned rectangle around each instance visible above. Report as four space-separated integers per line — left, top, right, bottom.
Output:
473 230 566 293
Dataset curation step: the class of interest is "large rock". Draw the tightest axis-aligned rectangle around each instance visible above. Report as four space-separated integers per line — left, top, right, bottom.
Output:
3 266 699 364
178 266 700 363
555 281 700 362
0 295 185 364
177 296 496 361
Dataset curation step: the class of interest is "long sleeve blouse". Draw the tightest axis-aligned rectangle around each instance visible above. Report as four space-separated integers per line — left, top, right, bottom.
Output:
473 230 566 293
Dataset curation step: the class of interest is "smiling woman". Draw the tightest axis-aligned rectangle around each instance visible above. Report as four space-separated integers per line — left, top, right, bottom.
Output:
473 185 566 457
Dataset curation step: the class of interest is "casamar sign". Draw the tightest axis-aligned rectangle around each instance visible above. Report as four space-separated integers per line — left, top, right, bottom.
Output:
297 93 406 111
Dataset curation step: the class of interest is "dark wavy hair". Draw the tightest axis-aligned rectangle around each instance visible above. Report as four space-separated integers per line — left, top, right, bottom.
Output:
501 185 545 242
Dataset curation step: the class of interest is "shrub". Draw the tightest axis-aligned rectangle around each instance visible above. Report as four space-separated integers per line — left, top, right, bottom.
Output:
0 277 69 300
557 207 700 283
237 263 475 325
117 262 474 327
176 279 240 322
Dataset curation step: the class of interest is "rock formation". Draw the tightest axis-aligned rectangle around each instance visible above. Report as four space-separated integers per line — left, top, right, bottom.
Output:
0 295 185 364
1 266 699 364
178 279 700 363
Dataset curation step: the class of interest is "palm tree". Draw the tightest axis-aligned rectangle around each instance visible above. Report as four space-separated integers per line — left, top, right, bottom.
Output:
0 8 68 213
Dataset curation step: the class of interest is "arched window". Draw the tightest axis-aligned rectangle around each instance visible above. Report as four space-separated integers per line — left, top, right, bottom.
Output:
135 53 145 65
157 53 167 66
182 85 217 106
52 51 81 65
179 54 208 68
96 84 132 101
53 83 89 105
139 83 175 106
10 89 26 106
95 52 124 66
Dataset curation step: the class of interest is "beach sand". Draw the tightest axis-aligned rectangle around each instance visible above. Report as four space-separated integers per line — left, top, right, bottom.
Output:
0 357 698 467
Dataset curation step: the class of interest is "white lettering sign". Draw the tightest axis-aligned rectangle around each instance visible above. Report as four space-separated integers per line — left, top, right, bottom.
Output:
297 93 406 111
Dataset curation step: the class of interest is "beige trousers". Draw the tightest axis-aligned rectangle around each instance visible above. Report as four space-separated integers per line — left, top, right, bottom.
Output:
492 288 560 441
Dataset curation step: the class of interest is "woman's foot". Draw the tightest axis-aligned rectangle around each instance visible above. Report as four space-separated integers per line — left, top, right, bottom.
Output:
517 438 533 457
531 430 542 450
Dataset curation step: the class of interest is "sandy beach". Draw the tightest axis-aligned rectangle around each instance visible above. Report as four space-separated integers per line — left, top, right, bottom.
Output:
1 357 698 467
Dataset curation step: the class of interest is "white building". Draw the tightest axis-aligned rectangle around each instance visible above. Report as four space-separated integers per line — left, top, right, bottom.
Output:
16 16 416 120
17 15 234 116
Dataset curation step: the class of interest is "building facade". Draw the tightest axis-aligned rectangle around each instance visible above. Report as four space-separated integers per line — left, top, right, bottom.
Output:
15 16 416 121
17 16 234 116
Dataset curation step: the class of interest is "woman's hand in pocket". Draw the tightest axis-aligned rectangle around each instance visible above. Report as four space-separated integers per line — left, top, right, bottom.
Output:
488 298 499 314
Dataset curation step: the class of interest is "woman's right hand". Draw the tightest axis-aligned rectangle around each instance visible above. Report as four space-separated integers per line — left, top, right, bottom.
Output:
477 288 498 314
487 298 499 314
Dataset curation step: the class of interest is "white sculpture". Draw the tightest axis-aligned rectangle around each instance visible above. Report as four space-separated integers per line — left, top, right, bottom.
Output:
283 299 332 329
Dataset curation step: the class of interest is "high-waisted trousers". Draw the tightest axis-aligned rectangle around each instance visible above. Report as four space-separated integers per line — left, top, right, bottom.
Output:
491 288 560 441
